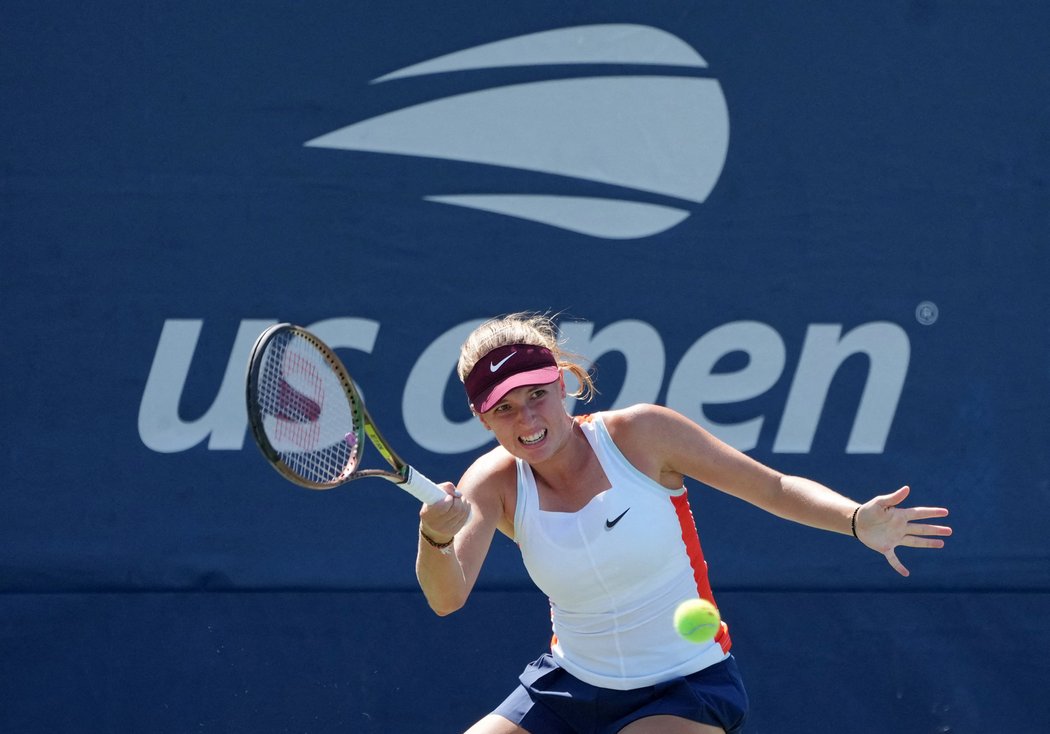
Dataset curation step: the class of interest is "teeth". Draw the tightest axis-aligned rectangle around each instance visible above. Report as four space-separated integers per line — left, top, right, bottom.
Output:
520 429 547 446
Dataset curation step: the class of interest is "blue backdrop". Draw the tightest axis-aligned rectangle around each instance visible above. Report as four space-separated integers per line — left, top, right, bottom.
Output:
3 3 1048 732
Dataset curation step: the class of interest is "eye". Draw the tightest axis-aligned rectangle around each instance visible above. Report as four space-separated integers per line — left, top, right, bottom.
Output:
530 388 548 400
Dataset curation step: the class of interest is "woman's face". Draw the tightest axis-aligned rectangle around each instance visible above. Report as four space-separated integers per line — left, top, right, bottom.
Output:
477 376 570 462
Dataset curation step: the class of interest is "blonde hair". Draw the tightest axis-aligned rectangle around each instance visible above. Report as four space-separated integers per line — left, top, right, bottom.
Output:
458 312 596 403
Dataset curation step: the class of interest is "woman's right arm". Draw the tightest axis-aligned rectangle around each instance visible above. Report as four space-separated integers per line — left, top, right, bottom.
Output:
415 450 514 616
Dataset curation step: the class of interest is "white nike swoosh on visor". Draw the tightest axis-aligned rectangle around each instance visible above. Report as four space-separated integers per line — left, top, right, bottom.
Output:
490 352 516 371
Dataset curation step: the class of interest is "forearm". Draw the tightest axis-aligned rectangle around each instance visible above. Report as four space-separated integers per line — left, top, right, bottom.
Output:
766 475 859 535
415 528 470 616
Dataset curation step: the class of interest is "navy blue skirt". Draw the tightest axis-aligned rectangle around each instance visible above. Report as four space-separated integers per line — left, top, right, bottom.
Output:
492 653 749 734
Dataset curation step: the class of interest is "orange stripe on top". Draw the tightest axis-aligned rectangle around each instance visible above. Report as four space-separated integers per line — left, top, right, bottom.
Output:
672 491 731 654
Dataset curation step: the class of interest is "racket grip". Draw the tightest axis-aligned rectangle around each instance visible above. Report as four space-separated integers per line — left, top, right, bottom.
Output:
399 466 449 505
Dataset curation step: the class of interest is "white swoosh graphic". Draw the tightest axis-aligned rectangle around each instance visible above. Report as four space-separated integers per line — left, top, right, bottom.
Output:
425 195 689 240
372 24 708 83
306 24 730 239
305 77 727 204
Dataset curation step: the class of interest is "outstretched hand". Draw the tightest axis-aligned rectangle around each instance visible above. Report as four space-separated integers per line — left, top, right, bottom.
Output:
855 486 952 576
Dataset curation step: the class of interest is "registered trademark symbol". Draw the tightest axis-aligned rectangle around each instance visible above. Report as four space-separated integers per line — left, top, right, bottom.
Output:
915 300 939 326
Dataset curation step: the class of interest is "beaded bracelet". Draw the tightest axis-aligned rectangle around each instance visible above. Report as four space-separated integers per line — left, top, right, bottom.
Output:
850 506 861 539
420 526 455 555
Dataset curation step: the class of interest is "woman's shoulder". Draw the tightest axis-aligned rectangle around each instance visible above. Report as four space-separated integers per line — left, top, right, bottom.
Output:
599 404 699 459
593 405 684 488
460 444 519 536
598 403 679 437
460 443 518 494
595 404 674 450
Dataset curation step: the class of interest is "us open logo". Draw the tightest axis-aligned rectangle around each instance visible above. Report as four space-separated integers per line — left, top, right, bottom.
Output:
305 24 730 240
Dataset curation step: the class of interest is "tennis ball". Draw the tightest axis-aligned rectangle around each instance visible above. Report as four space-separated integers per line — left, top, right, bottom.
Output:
673 598 721 644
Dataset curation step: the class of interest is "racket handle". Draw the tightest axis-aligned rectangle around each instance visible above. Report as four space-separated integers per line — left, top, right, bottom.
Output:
399 466 449 505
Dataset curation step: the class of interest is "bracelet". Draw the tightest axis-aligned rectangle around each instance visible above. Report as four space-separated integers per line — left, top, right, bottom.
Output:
850 506 861 539
420 526 455 555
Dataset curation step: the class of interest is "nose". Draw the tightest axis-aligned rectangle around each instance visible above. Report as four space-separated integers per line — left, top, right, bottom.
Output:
516 404 540 426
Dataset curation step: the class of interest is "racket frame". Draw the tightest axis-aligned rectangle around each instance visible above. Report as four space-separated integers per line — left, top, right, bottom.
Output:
246 323 419 491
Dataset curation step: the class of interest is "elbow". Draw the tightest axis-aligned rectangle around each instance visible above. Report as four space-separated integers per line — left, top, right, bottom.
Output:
428 596 466 617
418 578 468 616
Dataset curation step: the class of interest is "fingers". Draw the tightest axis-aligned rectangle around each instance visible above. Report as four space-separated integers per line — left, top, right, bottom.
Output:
884 548 910 577
896 520 951 549
419 485 472 539
901 535 946 549
438 492 472 524
907 522 952 537
900 507 952 546
859 486 952 577
875 485 910 508
902 506 950 522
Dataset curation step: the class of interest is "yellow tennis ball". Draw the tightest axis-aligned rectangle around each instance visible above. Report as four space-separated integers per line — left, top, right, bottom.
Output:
674 598 721 644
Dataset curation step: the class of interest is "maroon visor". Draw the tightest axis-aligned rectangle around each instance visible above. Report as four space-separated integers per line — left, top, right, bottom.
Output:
465 344 561 413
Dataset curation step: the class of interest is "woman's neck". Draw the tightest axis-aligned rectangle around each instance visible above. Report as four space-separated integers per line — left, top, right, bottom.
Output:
531 418 611 511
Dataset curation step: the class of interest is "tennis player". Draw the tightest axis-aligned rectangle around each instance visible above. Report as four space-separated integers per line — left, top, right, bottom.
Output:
417 312 952 734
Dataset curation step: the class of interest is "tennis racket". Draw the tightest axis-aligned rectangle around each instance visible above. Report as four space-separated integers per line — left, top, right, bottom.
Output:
245 323 447 505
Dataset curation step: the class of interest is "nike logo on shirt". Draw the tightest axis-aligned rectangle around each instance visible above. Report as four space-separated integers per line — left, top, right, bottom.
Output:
605 508 630 529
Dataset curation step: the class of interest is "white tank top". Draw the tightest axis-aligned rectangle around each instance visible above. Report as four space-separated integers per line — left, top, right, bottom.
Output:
513 413 731 690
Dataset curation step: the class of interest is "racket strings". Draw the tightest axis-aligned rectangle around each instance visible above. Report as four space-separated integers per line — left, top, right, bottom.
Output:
255 333 359 486
286 438 354 486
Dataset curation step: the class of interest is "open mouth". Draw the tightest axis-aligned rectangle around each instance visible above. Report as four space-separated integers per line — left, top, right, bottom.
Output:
519 429 547 446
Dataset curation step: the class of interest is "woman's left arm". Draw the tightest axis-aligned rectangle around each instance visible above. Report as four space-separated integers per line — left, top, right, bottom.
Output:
613 404 951 576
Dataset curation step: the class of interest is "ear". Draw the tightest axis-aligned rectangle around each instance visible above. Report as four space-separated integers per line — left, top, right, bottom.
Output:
476 412 492 431
559 373 567 399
